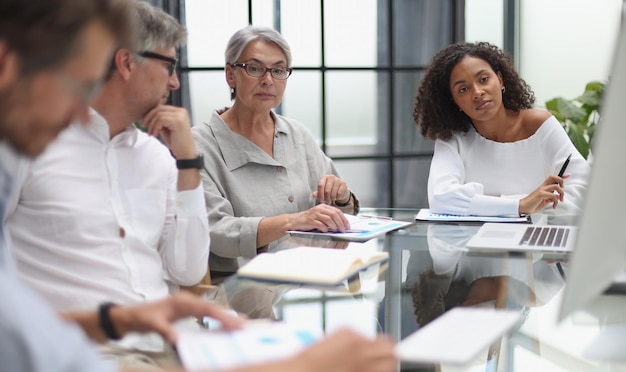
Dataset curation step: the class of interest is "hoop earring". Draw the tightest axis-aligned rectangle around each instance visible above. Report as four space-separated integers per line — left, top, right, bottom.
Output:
501 86 506 94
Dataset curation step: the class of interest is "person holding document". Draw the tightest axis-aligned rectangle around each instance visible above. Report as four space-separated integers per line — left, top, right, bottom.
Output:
413 42 589 217
192 26 359 279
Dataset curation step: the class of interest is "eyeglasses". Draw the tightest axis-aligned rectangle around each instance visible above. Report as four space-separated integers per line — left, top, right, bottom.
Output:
55 73 105 105
138 51 178 76
231 62 292 80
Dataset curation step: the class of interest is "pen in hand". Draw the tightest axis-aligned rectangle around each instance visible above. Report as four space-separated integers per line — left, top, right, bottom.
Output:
557 153 572 178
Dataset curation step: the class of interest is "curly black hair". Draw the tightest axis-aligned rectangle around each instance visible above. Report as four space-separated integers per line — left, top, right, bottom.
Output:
413 41 535 141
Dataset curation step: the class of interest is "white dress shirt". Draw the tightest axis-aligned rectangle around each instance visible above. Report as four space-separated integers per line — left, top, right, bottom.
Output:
5 110 209 350
0 141 116 372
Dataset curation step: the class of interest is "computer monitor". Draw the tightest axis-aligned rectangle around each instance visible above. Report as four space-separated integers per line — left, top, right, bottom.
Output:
558 3 626 321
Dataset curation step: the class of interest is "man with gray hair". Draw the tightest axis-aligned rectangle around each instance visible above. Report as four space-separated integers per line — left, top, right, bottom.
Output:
5 0 209 368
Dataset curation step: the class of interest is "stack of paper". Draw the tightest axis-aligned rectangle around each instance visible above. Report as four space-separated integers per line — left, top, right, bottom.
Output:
416 208 530 223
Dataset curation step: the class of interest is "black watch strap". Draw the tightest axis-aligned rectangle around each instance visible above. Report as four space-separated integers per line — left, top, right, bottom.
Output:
334 191 360 214
333 191 353 207
98 302 121 340
176 154 204 169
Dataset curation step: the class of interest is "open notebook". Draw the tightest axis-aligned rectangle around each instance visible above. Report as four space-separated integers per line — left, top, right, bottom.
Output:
465 222 577 253
237 246 389 286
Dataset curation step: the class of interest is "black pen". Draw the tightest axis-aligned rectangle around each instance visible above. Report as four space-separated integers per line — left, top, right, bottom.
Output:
557 153 572 177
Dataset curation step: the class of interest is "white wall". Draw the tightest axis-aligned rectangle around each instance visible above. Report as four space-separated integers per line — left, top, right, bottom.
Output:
465 0 504 47
467 0 623 107
520 0 622 106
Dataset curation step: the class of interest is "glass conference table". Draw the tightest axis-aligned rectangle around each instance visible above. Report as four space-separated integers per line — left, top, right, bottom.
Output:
207 208 626 372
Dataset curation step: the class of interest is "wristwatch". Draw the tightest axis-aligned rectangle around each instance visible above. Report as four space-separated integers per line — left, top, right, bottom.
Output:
176 154 204 170
333 191 360 215
333 192 353 207
98 302 121 340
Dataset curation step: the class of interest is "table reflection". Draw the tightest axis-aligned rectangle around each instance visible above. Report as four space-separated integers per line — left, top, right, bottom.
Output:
417 224 566 321
384 222 568 370
209 233 387 321
195 211 626 371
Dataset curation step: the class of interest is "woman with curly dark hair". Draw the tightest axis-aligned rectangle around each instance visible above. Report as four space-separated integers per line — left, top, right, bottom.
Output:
413 41 589 216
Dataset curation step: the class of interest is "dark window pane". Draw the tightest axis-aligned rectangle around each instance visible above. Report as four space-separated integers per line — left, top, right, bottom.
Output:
393 0 455 67
394 157 431 209
393 71 434 154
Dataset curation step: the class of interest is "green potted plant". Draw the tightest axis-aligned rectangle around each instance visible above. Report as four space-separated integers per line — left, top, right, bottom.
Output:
545 80 605 160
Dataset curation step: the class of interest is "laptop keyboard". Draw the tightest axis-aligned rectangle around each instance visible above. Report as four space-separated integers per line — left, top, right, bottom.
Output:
519 226 570 247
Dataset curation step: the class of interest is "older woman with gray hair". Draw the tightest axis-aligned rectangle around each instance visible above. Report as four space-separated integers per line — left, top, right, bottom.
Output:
193 25 359 279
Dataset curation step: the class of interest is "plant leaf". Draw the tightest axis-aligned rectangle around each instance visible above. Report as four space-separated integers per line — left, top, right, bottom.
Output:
584 80 605 93
556 98 587 123
546 98 566 122
545 80 603 161
567 125 589 159
577 90 602 107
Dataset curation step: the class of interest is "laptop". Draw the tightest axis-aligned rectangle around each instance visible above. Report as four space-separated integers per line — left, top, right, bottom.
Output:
465 222 576 253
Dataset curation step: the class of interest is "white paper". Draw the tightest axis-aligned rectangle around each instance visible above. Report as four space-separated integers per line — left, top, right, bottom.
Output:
416 208 530 223
396 307 521 365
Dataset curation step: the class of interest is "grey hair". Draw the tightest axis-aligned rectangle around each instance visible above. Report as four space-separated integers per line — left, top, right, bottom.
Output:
225 25 292 100
132 0 187 53
225 25 292 66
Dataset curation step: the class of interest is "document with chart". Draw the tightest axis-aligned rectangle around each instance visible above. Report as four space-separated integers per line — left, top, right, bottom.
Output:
288 213 412 242
177 321 319 370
